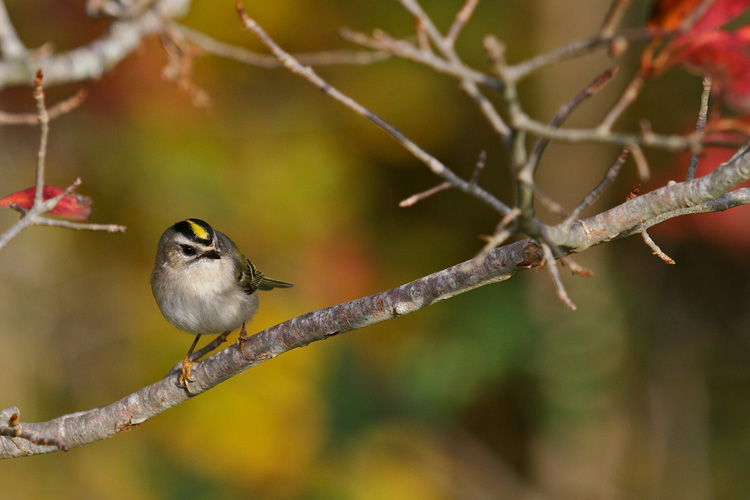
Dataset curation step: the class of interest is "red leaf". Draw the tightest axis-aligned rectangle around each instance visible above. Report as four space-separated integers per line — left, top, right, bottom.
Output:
672 26 750 112
649 148 750 256
642 0 750 77
0 185 92 221
649 0 750 36
649 0 704 31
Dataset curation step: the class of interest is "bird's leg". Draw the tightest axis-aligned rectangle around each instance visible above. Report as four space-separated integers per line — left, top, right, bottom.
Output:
216 330 231 345
179 334 202 391
198 330 231 356
237 323 249 354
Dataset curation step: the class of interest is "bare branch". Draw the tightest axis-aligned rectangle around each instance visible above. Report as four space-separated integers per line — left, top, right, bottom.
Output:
31 218 127 233
398 0 511 139
0 1 27 59
628 142 651 181
532 185 569 219
686 75 712 180
345 24 695 155
642 230 675 264
547 145 750 251
160 28 211 107
526 68 617 177
559 255 593 277
469 150 488 185
445 0 480 47
0 0 191 89
0 238 544 458
564 148 629 226
511 105 694 151
0 408 69 454
470 207 521 267
598 72 646 133
599 0 635 38
399 182 451 207
33 70 49 205
541 242 577 311
171 23 390 68
0 72 125 250
0 88 87 125
340 28 501 89
503 28 655 84
236 2 511 216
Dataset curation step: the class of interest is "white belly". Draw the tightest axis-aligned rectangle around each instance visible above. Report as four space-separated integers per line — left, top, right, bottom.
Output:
152 260 259 335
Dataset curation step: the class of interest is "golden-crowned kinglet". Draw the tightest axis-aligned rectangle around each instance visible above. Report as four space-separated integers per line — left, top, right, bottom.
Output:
151 218 292 389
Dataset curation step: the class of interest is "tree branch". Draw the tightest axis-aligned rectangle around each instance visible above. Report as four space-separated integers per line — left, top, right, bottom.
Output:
0 0 190 89
236 2 512 216
0 70 125 251
7 139 750 457
0 238 542 459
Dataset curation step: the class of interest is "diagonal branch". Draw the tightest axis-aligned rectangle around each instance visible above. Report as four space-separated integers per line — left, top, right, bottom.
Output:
4 143 750 458
8 141 750 457
0 238 543 459
547 145 750 251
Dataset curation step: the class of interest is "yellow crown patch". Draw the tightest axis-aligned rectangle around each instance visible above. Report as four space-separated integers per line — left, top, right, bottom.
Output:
186 219 210 241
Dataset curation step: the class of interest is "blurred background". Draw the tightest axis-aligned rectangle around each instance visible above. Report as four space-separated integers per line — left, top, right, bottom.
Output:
1 1 749 499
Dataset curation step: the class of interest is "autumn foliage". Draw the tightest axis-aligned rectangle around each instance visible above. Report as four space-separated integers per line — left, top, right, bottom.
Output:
0 185 92 221
647 0 750 112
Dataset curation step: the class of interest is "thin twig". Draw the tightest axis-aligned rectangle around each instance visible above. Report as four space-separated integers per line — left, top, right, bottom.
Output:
541 242 577 310
475 227 514 264
0 71 126 251
564 148 629 226
415 17 431 53
445 0 480 47
526 68 617 176
172 24 391 68
677 0 717 35
503 28 655 84
397 0 511 139
598 72 645 133
0 408 69 453
33 70 49 205
628 143 650 181
0 89 88 125
340 28 501 89
399 182 451 207
161 29 211 107
599 0 635 38
642 230 675 264
460 207 521 273
560 255 593 277
469 150 487 185
532 185 569 219
32 219 126 232
546 145 750 251
236 2 511 216
686 75 712 180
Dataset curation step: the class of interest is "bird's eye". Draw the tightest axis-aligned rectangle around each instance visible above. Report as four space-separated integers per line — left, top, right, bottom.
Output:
179 244 197 256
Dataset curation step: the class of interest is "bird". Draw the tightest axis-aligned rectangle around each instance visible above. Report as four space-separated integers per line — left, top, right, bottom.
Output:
150 218 292 390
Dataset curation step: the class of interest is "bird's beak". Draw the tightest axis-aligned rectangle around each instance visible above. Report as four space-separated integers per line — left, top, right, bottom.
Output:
201 249 221 260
